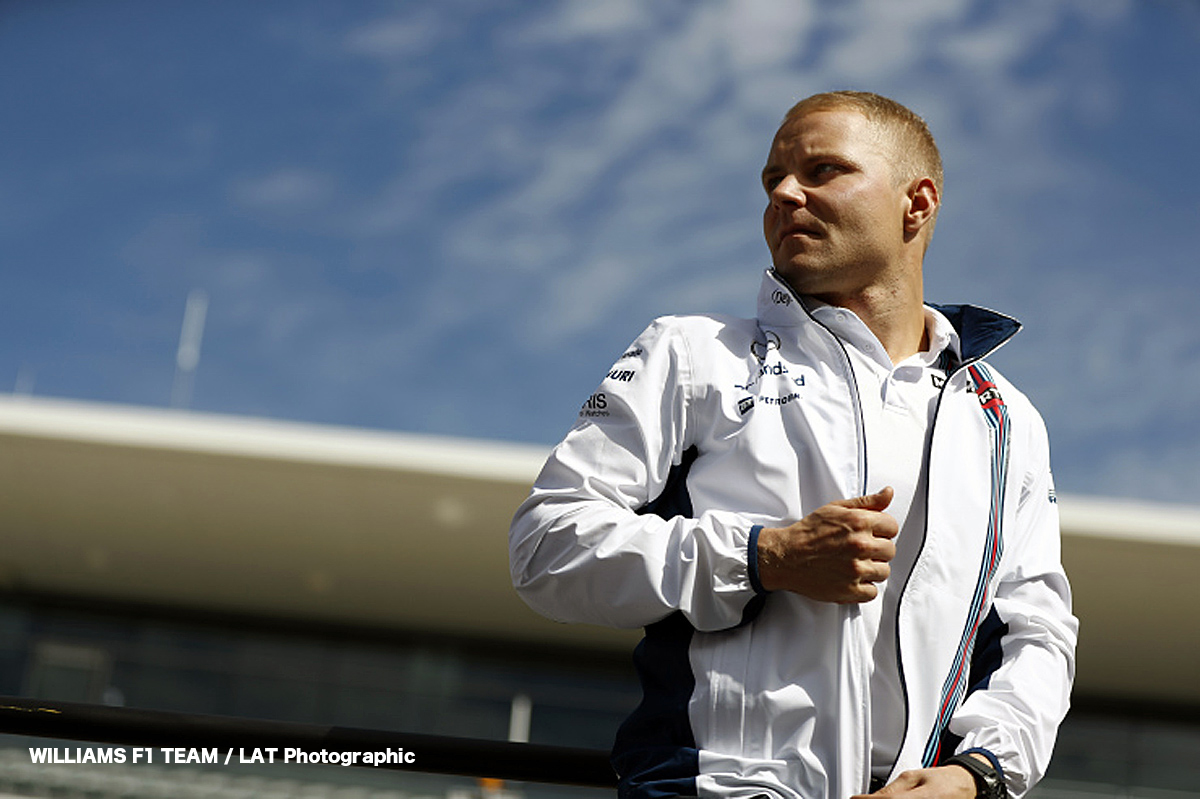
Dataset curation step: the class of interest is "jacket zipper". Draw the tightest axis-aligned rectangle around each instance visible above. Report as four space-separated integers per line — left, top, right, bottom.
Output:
768 273 1025 788
776 275 868 495
885 372 947 783
779 276 872 791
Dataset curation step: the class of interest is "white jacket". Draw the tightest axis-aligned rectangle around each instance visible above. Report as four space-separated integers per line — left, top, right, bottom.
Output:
510 270 1077 799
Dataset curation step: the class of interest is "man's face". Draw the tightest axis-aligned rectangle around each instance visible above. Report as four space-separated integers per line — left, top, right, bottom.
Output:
762 108 910 297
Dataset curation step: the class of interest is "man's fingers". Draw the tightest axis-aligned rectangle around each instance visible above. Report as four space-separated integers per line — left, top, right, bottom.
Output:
857 767 977 799
839 558 891 603
870 768 924 795
858 558 891 584
842 581 880 604
835 485 894 513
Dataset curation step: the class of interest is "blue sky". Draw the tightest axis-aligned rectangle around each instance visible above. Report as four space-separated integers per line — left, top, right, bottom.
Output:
2 0 1198 503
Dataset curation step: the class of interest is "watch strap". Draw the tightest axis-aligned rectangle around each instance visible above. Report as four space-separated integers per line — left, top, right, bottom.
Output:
944 751 1008 799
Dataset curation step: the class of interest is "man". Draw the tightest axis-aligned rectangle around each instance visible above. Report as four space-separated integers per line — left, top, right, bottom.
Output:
509 91 1077 799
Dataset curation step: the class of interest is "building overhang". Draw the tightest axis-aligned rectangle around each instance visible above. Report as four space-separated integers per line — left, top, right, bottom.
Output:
0 396 1195 705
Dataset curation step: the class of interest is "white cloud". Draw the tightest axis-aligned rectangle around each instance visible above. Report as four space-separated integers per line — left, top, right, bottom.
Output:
525 254 644 343
343 14 442 60
723 0 819 71
819 0 965 83
230 168 336 215
522 0 653 41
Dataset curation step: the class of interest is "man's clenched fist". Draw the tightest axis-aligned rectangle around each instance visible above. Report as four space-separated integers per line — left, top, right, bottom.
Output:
756 487 899 603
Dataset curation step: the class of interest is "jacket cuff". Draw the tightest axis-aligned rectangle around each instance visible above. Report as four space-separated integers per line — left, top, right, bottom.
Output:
748 525 769 595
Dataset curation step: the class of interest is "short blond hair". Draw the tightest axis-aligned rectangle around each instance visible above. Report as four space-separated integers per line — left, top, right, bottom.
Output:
783 90 943 199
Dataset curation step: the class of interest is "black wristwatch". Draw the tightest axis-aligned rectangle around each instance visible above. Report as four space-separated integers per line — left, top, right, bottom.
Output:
944 752 1008 799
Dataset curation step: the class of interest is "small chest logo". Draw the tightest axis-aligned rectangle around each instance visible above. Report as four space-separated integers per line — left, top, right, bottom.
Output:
580 392 609 418
977 386 1002 407
750 331 781 362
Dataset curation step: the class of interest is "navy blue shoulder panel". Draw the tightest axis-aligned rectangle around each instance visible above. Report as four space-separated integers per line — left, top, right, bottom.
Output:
639 445 699 520
612 611 700 799
612 447 702 798
613 444 772 797
966 605 1008 696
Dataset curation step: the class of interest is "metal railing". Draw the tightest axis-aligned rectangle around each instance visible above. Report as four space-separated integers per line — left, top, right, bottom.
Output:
0 696 617 788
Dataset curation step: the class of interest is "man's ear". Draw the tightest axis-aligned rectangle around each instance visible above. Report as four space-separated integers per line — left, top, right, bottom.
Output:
903 177 939 237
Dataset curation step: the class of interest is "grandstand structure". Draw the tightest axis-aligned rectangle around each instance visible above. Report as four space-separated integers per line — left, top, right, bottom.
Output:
0 394 1197 798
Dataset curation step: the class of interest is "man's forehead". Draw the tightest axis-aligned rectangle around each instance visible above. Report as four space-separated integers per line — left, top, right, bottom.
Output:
767 108 888 160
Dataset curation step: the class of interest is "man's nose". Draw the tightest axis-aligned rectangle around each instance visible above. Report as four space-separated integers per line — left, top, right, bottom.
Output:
770 174 806 208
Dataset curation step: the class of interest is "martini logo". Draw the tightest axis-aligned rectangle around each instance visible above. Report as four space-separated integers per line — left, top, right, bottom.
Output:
977 386 1002 406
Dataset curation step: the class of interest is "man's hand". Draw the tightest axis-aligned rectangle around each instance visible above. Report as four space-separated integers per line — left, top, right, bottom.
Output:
850 763 979 799
756 487 897 603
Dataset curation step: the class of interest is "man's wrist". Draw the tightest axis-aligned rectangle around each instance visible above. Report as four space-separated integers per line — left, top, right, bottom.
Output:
944 750 1007 799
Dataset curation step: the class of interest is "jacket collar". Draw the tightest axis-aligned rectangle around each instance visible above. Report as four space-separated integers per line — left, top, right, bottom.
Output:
926 302 1021 366
756 268 1022 367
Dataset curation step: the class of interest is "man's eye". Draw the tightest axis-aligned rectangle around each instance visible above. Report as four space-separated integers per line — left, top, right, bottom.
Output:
812 163 840 178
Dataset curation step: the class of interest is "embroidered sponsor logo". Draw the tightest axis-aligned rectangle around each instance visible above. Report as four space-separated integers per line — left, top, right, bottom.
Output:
931 374 946 389
771 289 792 306
759 362 788 377
606 369 636 382
736 360 806 392
737 397 755 415
759 392 802 406
1048 487 1057 504
750 331 781 362
618 347 643 360
580 392 609 417
977 386 1002 406
737 361 786 389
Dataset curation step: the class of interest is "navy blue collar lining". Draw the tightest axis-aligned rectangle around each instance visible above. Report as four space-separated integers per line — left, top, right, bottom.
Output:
928 303 1021 367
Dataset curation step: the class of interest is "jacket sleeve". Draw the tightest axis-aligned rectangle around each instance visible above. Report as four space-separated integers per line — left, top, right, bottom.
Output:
947 402 1079 799
509 317 763 632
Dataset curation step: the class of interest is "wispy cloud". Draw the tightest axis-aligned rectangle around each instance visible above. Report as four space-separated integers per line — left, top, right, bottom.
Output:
230 168 338 215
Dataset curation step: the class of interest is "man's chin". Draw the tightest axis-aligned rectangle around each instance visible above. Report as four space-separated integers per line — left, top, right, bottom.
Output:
772 262 838 295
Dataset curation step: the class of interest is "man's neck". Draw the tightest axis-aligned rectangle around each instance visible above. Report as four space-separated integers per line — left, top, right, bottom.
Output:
809 281 927 364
